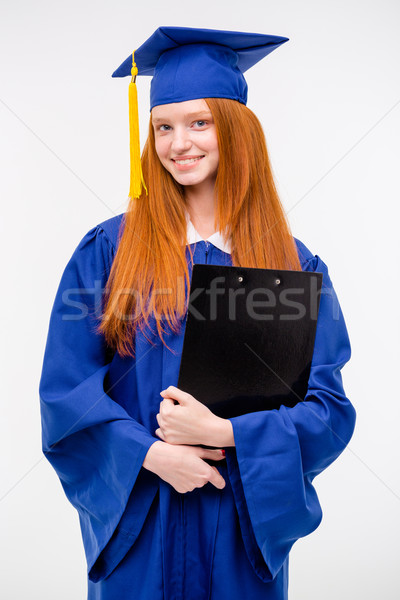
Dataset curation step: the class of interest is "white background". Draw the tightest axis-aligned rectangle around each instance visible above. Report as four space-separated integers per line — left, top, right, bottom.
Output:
1 0 399 598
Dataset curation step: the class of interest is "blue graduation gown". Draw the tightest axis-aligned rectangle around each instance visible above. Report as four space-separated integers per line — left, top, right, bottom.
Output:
39 214 356 599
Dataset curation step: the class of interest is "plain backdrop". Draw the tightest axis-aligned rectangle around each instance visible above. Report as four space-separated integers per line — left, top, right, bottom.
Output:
1 0 399 598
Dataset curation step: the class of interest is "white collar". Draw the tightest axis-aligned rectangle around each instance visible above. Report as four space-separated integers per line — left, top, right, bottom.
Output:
185 213 232 254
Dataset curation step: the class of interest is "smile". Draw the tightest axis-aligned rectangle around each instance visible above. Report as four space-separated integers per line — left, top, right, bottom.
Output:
172 156 204 165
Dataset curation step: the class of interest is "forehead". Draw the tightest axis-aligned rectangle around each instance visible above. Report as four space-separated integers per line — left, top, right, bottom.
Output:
151 98 211 122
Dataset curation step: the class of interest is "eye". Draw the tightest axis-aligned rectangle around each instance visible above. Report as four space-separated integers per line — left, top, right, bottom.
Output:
159 124 171 132
194 120 207 128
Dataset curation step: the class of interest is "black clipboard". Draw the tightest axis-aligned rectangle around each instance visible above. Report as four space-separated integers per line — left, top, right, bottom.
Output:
177 264 322 419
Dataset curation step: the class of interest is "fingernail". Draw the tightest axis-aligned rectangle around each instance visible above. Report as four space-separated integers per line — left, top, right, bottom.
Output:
221 449 225 456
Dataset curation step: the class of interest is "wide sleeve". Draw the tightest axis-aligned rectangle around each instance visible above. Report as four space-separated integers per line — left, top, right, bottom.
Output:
225 254 356 582
39 225 159 582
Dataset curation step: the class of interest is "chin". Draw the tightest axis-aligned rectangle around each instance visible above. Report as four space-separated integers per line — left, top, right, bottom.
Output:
171 173 205 186
177 176 204 186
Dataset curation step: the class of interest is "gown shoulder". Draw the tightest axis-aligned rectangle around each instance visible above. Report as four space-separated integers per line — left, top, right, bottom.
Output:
96 213 125 250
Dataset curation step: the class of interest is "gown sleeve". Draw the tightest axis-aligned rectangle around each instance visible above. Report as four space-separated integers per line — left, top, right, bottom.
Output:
39 224 159 583
225 253 356 582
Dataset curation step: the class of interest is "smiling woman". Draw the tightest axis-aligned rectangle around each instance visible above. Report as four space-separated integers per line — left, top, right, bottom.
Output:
98 92 303 357
39 26 356 600
152 99 220 192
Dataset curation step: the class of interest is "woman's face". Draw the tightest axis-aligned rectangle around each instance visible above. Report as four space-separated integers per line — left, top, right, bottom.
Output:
152 99 219 191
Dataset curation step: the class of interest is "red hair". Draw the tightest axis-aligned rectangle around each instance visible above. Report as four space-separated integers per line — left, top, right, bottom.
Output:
98 98 301 357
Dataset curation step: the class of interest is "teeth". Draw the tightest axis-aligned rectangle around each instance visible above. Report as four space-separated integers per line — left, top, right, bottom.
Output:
174 157 202 165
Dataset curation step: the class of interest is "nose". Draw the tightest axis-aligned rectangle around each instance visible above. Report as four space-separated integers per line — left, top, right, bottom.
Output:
171 126 192 154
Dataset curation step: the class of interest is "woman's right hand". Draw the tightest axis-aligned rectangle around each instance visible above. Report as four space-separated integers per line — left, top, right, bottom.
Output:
142 440 226 494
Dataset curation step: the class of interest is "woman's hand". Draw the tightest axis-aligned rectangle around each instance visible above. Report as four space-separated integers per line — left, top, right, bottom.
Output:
155 385 234 447
142 440 226 494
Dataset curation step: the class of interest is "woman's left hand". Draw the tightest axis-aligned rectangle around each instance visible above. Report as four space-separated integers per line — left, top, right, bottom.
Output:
155 386 231 447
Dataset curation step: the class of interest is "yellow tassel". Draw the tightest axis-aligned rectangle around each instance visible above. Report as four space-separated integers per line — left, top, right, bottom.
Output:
128 52 147 199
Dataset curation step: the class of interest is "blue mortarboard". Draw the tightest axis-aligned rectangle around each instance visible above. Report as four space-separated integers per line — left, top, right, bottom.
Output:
113 27 288 200
113 26 289 110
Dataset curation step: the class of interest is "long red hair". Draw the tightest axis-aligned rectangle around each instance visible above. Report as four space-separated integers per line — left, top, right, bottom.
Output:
98 98 301 357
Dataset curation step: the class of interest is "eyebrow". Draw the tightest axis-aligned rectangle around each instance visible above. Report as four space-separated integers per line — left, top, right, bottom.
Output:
152 111 212 124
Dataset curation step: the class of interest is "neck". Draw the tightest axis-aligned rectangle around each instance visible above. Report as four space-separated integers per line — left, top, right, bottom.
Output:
184 180 217 238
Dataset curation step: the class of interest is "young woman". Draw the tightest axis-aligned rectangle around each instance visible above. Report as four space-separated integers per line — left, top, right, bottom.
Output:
39 27 356 600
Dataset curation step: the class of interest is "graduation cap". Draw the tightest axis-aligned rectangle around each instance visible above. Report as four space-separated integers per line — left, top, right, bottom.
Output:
112 26 289 199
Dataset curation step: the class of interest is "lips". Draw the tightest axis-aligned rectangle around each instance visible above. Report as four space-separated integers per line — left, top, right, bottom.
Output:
172 156 205 165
